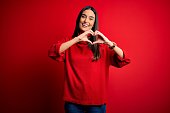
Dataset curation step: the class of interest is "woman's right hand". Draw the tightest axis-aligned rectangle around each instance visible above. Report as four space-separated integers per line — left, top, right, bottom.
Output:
75 30 94 44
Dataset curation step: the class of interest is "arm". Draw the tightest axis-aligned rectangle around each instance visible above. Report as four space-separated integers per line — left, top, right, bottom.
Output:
59 30 94 54
107 40 130 68
93 30 123 58
106 41 124 58
92 30 130 67
59 37 78 53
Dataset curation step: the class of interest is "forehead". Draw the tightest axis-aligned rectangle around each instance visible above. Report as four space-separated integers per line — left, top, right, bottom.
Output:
82 9 95 17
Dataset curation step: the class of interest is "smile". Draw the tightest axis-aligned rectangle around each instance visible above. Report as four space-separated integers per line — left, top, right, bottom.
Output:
82 23 89 27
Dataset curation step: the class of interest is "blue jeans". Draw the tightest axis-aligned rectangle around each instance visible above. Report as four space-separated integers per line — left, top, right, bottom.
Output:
64 102 106 113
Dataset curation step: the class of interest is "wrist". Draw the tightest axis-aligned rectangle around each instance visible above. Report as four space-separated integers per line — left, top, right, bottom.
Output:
108 41 116 49
107 41 113 47
109 44 115 49
74 36 80 43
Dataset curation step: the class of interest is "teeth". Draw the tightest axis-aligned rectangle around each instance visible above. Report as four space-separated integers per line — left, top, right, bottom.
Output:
82 23 89 27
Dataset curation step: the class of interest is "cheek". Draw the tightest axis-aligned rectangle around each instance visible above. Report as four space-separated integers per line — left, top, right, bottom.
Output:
79 18 84 23
90 21 95 27
79 19 83 27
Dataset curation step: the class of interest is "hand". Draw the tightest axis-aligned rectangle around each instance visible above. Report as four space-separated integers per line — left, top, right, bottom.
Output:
75 30 94 44
93 30 115 47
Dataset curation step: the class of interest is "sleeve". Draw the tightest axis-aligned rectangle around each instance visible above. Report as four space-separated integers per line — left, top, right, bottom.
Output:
48 40 65 62
108 48 131 68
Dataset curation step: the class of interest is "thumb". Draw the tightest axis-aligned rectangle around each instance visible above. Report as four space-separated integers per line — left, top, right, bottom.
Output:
93 40 104 44
86 40 92 44
92 41 98 44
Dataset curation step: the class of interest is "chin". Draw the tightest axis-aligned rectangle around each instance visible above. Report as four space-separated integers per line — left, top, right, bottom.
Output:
80 27 91 32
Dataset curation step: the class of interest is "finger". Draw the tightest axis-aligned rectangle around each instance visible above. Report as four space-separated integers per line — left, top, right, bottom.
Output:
95 30 98 33
90 29 94 33
86 40 92 44
85 30 94 36
93 40 104 44
95 30 99 34
94 31 97 35
89 30 94 36
83 38 92 44
87 30 93 33
92 41 99 44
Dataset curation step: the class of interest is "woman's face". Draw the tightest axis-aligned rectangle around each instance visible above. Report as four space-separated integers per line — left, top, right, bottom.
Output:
79 9 95 32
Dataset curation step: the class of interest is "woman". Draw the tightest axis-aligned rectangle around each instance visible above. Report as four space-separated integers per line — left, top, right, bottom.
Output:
49 6 130 113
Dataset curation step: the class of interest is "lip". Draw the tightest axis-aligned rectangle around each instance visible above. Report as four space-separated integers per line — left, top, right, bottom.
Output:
82 23 89 27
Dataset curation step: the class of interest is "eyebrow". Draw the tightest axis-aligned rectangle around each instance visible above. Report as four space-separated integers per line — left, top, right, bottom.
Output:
89 16 94 19
82 14 94 18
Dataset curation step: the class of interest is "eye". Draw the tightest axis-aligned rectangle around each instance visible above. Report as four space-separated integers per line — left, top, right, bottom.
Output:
89 17 94 21
81 14 86 18
89 16 95 21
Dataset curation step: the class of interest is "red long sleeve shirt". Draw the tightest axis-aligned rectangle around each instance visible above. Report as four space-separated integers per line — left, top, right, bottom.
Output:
48 37 130 105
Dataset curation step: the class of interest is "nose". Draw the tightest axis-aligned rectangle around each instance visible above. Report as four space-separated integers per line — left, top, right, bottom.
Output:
84 18 89 23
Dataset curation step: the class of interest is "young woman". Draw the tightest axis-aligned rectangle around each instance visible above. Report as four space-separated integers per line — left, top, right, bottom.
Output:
49 6 130 113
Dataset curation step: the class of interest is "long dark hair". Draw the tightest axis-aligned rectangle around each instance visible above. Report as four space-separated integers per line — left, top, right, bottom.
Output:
72 6 100 61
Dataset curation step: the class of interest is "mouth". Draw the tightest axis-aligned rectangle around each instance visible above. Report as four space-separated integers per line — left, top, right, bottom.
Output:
82 23 89 27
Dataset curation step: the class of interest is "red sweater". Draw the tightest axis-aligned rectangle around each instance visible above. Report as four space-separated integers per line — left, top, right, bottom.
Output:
48 37 130 105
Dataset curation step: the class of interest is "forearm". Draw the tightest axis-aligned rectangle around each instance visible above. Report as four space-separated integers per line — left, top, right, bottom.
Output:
59 37 78 54
112 46 124 58
107 41 124 58
93 30 124 58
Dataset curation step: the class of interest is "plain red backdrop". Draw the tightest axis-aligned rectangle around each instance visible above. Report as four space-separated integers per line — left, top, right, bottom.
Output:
1 0 170 113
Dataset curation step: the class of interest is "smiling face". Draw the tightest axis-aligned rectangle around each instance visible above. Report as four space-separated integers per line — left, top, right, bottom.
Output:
79 9 95 32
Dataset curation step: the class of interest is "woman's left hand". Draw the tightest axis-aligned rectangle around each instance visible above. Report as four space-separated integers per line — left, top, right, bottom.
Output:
93 30 116 47
93 30 124 58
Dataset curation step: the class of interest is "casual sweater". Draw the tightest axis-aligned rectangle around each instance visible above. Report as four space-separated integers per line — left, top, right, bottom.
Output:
48 37 130 105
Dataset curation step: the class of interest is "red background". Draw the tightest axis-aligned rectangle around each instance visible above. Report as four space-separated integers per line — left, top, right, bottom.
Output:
1 0 170 113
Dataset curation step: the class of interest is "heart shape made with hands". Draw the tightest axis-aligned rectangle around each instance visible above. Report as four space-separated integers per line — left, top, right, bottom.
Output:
87 31 106 44
87 30 117 46
88 30 100 36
